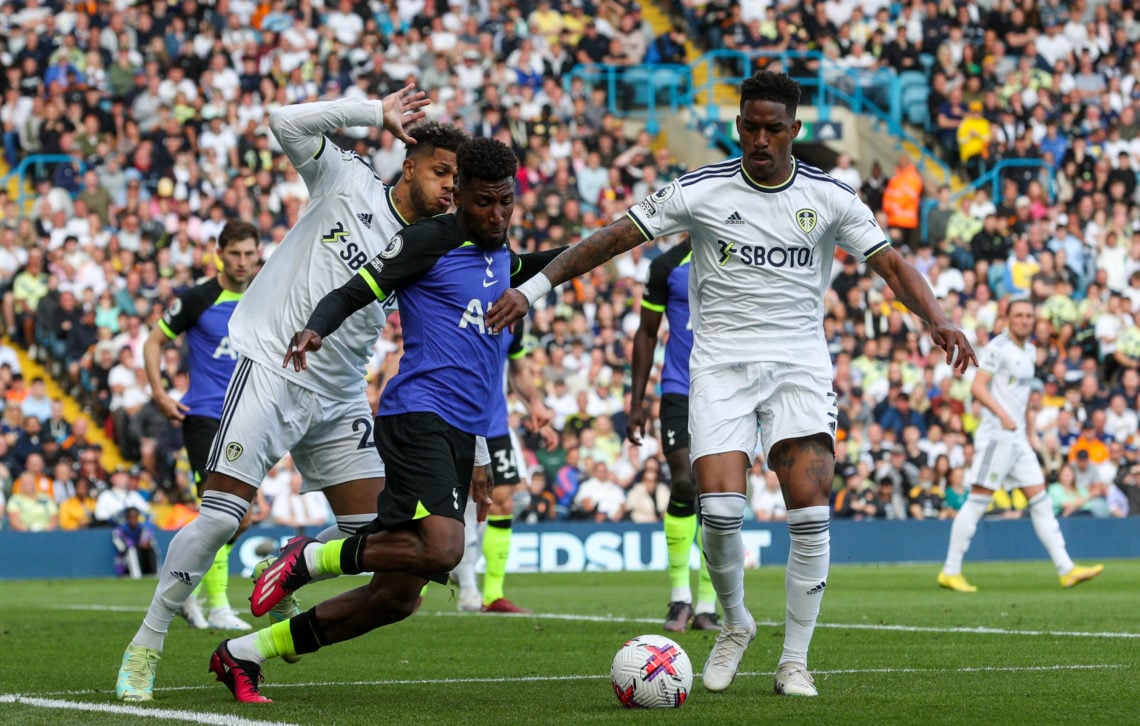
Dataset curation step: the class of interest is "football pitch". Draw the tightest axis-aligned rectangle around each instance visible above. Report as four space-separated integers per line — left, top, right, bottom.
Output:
1 561 1136 725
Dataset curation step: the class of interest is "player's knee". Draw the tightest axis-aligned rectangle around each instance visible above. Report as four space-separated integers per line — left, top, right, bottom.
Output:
669 474 698 506
421 533 465 573
363 587 419 625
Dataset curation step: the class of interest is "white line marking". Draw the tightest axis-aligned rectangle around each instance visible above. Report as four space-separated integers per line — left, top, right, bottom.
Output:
0 694 300 726
46 604 1140 639
34 663 1132 699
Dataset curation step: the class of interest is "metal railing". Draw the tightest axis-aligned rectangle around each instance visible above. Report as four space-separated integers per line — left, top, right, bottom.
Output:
562 63 693 135
0 154 86 214
919 159 1055 243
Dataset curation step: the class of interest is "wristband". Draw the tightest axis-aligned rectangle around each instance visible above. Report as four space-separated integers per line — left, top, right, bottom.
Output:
516 273 552 305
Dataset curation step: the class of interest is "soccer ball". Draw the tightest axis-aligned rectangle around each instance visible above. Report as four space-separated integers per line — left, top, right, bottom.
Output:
610 634 692 709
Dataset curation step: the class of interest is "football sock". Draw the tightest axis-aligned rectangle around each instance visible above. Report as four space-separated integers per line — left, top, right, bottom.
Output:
453 498 481 589
200 545 229 610
781 506 830 667
694 526 717 614
307 538 349 577
1028 491 1074 575
482 515 512 604
289 607 331 654
664 509 697 603
132 491 248 650
316 514 376 542
943 492 990 575
698 493 749 628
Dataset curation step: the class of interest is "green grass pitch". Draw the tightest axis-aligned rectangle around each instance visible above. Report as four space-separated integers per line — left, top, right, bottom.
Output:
0 561 1136 725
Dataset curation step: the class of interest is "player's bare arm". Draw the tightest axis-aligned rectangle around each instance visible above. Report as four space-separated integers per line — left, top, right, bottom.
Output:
970 369 1017 430
486 217 647 333
142 324 188 421
627 306 664 446
865 247 977 374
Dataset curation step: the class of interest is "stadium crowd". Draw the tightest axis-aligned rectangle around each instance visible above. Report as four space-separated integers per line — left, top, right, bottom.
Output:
0 0 1139 536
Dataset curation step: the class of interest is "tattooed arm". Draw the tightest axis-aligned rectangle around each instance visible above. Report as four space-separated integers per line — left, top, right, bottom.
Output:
486 217 647 333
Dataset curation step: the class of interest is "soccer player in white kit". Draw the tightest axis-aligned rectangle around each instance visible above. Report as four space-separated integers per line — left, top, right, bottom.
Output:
939 298 1103 592
487 71 976 697
116 86 467 701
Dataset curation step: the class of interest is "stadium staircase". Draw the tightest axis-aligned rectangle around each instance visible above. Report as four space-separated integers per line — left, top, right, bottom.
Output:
8 341 128 473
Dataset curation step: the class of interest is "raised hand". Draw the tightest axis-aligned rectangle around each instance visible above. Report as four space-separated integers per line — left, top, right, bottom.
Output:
380 83 430 144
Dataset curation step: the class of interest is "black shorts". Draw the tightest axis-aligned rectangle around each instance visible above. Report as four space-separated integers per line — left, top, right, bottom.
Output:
659 393 690 454
375 412 474 531
182 415 220 489
487 433 520 486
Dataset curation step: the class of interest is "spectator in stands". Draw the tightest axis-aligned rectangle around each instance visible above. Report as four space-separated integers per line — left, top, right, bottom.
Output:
882 155 923 250
573 461 626 523
957 101 991 180
625 463 668 523
751 465 787 522
94 464 149 525
6 470 59 531
59 476 97 530
520 469 556 524
832 462 876 520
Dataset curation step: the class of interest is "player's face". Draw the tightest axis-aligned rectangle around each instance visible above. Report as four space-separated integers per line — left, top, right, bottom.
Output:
1007 302 1035 340
219 237 259 289
407 148 458 219
737 99 801 184
457 178 514 250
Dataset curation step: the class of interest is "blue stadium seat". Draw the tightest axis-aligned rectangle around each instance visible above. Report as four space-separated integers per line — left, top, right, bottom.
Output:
902 84 930 130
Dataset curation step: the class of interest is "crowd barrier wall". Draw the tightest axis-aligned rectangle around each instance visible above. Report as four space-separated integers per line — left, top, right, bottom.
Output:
2 519 1136 580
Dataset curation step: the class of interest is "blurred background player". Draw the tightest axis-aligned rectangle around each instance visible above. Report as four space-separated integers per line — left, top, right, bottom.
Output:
453 321 556 613
939 298 1103 592
142 219 260 631
116 86 439 702
628 236 720 632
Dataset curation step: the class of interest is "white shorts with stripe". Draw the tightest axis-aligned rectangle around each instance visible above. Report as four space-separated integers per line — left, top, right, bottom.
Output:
207 356 384 491
966 431 1043 491
689 361 837 462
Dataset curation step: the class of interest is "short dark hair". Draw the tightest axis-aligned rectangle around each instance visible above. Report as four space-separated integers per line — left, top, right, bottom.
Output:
405 122 468 160
457 137 518 185
741 71 801 116
218 220 258 249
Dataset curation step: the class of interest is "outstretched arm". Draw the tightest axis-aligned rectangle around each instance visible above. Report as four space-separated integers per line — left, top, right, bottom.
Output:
627 306 663 446
283 275 377 372
865 247 977 374
486 217 647 333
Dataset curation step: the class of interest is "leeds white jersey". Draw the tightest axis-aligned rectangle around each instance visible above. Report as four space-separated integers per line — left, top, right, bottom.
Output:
974 332 1035 438
229 98 405 401
627 158 888 374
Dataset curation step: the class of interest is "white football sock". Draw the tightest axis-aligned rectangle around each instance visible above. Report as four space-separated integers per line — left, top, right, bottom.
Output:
453 497 483 589
132 491 248 651
1028 491 1074 575
942 492 990 575
315 514 376 542
781 506 830 667
698 493 749 628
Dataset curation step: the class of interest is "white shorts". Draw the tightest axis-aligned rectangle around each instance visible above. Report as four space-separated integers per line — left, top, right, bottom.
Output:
206 357 385 492
967 433 1043 491
689 362 837 462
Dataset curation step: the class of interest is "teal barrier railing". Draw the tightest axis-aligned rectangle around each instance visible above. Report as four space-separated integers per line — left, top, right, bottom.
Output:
562 63 693 135
568 50 950 187
920 159 1055 243
0 154 86 214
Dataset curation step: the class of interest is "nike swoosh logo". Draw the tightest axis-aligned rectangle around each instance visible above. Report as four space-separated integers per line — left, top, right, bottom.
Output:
483 279 497 288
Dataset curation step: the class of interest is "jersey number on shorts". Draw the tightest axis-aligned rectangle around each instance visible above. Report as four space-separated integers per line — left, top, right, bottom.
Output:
352 417 374 450
493 447 517 481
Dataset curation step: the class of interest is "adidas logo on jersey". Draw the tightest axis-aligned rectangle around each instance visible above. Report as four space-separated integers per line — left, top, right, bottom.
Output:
356 212 373 229
725 211 745 225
